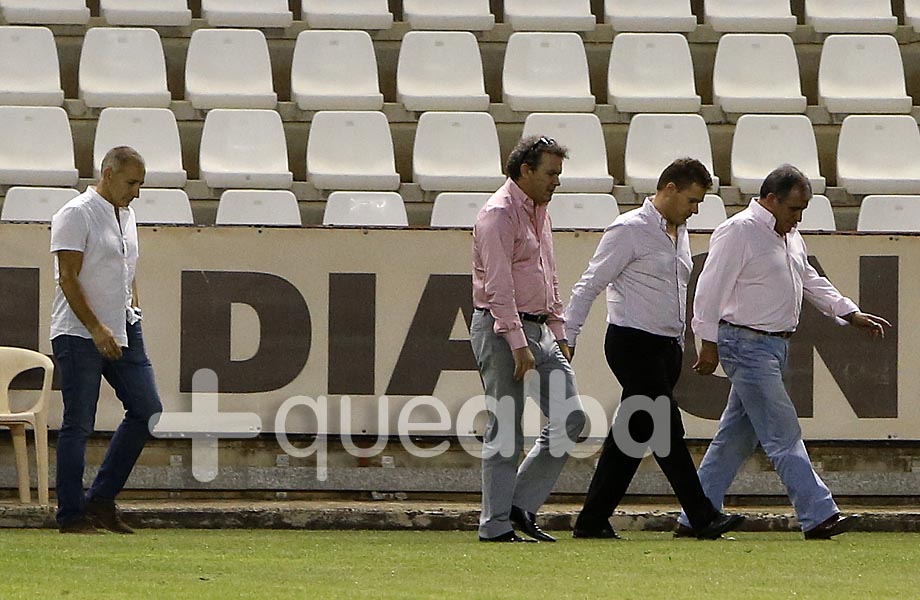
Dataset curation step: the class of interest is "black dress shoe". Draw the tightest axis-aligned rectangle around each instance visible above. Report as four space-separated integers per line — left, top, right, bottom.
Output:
479 530 538 543
572 522 623 540
672 523 696 538
804 513 859 540
697 513 745 540
510 506 556 542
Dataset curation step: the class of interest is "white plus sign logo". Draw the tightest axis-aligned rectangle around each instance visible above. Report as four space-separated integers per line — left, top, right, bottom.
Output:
149 368 262 482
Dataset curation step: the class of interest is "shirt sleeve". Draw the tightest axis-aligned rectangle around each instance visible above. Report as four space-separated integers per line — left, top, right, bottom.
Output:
564 223 636 347
50 204 88 254
692 221 748 343
800 238 859 322
475 206 527 350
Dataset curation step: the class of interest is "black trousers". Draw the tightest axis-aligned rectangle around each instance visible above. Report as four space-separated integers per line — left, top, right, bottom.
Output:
576 324 719 531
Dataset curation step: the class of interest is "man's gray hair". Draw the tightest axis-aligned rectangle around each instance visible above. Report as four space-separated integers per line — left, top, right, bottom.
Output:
100 146 145 176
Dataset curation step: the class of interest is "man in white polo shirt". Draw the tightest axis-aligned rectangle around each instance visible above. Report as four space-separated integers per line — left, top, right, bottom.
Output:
51 146 162 534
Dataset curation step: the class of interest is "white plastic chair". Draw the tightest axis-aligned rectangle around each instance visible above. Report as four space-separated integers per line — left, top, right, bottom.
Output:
79 28 171 109
301 0 393 30
907 0 920 32
430 192 490 228
291 30 382 112
100 0 192 26
818 35 911 115
132 189 193 225
0 347 53 504
185 29 277 110
397 31 489 112
199 109 293 189
713 34 806 114
1 0 89 24
604 0 696 32
857 195 920 232
413 112 505 192
216 190 301 226
201 0 292 28
0 26 63 106
548 194 619 229
608 33 700 113
323 191 408 227
624 114 718 194
504 0 596 32
502 32 594 113
797 194 836 231
686 194 727 231
94 108 185 187
805 0 897 34
1 187 78 222
704 0 796 32
837 116 920 195
731 115 825 194
522 113 614 193
0 106 78 187
403 0 494 31
307 111 400 191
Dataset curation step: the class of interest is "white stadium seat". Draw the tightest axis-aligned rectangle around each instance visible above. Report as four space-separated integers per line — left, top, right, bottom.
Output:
522 113 614 193
818 35 911 115
291 30 383 112
1 187 78 222
100 0 192 26
731 115 825 194
429 193 491 228
199 109 293 189
908 0 920 32
402 0 494 31
686 194 727 231
201 0 293 28
307 111 400 191
93 108 186 188
548 194 619 230
857 196 920 232
604 0 697 32
301 0 393 30
216 190 301 226
713 34 806 114
797 194 836 232
131 189 193 225
0 26 64 106
413 112 505 192
0 0 89 25
185 29 277 110
79 28 171 109
0 106 78 187
805 0 897 34
397 31 489 112
608 33 700 113
624 114 718 195
504 0 596 32
704 0 796 33
502 32 594 113
323 191 408 227
837 116 920 195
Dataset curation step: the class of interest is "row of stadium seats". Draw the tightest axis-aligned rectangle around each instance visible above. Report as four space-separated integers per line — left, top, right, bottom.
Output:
3 106 919 197
4 27 916 115
2 186 917 233
3 0 919 35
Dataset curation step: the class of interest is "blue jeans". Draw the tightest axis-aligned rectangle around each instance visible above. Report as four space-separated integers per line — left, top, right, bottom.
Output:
52 321 162 525
679 322 838 531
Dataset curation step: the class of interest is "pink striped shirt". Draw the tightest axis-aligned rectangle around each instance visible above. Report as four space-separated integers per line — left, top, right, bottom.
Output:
472 178 565 350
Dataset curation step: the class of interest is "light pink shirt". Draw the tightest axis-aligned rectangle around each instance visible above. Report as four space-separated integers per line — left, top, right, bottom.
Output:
472 178 565 350
693 199 859 343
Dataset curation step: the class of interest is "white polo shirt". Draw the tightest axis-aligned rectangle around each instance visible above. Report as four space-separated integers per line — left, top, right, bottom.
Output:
50 187 141 347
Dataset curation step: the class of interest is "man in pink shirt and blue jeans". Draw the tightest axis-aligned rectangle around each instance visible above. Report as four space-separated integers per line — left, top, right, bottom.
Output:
471 136 586 543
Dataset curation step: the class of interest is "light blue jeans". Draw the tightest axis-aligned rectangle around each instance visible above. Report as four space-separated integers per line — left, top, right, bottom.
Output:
679 322 838 531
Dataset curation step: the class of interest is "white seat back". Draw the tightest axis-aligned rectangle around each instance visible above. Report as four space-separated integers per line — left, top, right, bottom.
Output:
132 189 193 224
548 194 619 230
1 187 78 222
216 190 301 226
522 113 613 193
857 196 920 232
604 0 696 32
624 114 717 194
818 35 911 114
686 194 727 231
403 0 494 31
0 26 63 106
1 0 89 24
79 27 170 108
94 108 186 187
301 0 393 29
291 30 383 111
100 0 191 26
504 0 596 32
323 191 408 226
199 109 292 189
397 31 489 112
837 116 920 195
704 0 796 32
0 106 78 186
907 0 920 32
502 32 594 112
731 115 824 194
413 112 504 192
805 0 897 33
797 194 836 232
307 111 400 191
713 34 806 114
430 192 491 228
185 29 276 110
201 0 292 28
608 33 700 113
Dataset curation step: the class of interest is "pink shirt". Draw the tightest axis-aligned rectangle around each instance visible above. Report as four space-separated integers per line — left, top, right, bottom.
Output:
472 178 565 350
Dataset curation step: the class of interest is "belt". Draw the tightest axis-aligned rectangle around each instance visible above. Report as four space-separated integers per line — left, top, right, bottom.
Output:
720 320 794 339
475 307 549 324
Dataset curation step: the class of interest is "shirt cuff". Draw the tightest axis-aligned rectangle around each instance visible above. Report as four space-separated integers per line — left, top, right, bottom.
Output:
834 298 860 320
548 321 566 342
695 321 720 344
503 328 528 350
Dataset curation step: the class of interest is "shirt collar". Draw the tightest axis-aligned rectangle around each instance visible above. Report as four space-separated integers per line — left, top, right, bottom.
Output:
750 199 782 235
507 177 539 216
642 197 683 235
87 186 129 216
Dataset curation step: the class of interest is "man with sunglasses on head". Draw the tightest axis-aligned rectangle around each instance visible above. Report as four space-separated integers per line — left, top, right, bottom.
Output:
470 135 586 543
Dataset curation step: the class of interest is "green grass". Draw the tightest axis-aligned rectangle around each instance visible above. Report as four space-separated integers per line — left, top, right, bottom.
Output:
1 530 918 599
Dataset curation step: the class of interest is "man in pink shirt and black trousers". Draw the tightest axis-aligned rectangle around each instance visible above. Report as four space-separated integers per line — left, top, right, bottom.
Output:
470 136 586 543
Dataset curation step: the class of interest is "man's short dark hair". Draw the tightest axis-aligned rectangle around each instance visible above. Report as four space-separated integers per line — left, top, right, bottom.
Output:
759 164 812 201
656 157 713 192
506 135 569 181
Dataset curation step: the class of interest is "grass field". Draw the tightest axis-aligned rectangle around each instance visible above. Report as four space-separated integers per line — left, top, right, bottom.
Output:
1 529 918 599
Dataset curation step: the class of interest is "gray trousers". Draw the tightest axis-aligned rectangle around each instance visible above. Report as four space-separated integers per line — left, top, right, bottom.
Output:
470 310 586 538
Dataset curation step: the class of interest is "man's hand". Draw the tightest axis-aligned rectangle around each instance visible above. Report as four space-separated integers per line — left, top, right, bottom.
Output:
558 341 573 362
91 324 123 361
844 311 891 338
693 340 719 375
512 346 536 381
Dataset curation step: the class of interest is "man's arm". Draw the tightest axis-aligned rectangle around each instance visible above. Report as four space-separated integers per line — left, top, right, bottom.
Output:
132 278 139 309
800 252 890 337
57 250 122 360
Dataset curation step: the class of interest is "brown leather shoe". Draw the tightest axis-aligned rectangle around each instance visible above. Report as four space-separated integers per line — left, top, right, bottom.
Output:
804 513 859 540
59 516 103 534
85 498 135 534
